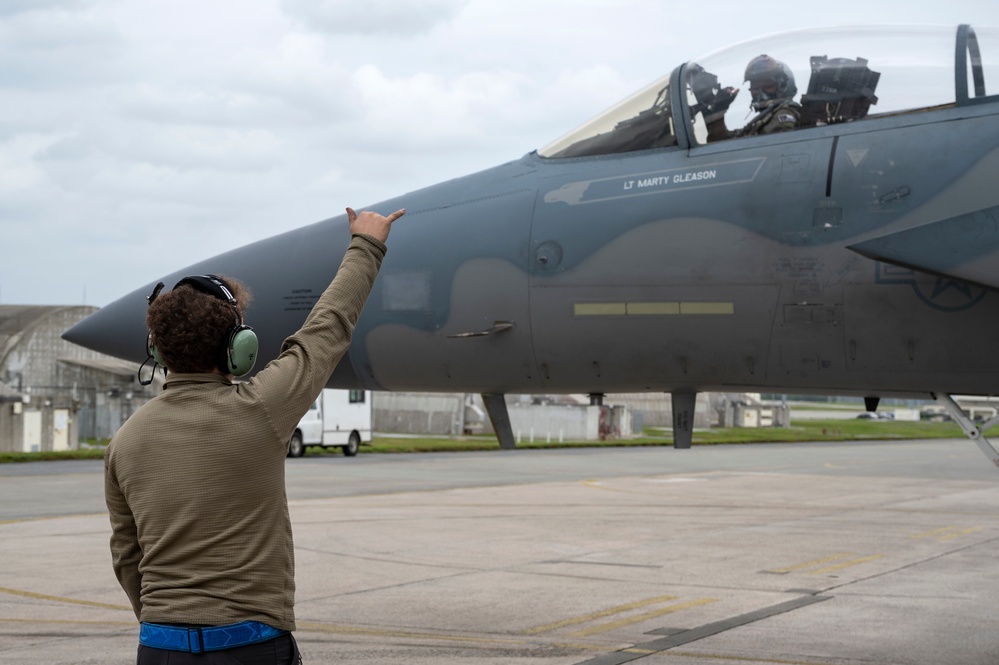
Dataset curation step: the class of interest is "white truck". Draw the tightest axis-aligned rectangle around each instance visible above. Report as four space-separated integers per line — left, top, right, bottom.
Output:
287 389 372 457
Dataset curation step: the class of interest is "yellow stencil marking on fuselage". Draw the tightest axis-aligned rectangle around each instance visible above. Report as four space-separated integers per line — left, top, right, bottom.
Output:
680 301 735 315
574 303 628 316
574 302 734 317
626 302 681 315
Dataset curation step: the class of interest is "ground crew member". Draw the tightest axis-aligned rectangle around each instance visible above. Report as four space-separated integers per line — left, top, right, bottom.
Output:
105 206 405 664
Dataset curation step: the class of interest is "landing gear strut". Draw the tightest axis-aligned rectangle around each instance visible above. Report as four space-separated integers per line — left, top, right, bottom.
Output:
933 393 999 471
482 393 516 450
672 391 696 449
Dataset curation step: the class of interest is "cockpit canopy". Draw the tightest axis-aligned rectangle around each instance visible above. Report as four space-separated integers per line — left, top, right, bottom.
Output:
540 24 997 158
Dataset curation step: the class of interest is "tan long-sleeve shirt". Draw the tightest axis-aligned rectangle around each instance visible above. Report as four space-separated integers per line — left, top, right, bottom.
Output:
104 234 386 631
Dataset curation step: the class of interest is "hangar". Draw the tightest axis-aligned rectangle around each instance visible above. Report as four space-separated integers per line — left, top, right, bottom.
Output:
0 305 161 453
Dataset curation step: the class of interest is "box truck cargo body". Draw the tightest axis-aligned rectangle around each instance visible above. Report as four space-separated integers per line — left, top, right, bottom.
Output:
288 389 371 457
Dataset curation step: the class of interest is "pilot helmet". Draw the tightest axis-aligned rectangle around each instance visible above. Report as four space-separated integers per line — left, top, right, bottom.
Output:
744 55 797 111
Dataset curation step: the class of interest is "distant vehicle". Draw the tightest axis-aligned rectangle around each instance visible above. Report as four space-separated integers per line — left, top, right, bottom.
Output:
288 389 372 458
856 411 896 420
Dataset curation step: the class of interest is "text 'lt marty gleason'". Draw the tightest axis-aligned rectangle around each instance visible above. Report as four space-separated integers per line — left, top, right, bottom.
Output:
624 169 718 190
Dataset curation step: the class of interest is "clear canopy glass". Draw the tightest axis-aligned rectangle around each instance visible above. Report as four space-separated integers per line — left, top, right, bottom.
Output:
539 25 998 158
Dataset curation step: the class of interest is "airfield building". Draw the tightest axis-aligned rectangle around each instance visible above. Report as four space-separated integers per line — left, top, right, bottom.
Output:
0 305 161 453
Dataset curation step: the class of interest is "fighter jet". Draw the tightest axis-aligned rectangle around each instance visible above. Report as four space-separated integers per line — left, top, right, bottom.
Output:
65 24 999 465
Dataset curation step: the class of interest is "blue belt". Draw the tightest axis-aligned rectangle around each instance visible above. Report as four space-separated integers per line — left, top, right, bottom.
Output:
139 620 286 653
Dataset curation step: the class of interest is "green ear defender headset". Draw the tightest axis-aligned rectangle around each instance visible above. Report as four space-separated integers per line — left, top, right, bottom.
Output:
144 274 259 376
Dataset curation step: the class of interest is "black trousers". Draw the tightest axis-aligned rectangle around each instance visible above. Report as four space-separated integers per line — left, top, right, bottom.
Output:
137 632 301 664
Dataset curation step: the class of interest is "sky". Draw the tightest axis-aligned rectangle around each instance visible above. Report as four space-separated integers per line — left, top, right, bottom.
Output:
2 0 997 307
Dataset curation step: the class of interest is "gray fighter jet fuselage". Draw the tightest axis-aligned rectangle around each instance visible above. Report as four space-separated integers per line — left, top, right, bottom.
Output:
65 24 999 461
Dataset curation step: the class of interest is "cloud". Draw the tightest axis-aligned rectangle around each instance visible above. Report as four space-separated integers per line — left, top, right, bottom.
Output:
5 0 997 307
280 0 468 36
0 0 99 18
0 3 126 90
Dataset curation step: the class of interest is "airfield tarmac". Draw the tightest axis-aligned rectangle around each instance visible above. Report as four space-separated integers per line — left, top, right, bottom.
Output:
2 439 999 664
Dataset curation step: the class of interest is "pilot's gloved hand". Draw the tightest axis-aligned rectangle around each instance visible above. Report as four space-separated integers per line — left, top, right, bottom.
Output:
703 87 738 123
689 65 719 105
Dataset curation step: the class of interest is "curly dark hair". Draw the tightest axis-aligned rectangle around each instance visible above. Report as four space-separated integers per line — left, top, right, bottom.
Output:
147 275 253 374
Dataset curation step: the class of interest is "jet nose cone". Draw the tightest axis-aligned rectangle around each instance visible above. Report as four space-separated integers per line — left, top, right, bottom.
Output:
62 288 151 363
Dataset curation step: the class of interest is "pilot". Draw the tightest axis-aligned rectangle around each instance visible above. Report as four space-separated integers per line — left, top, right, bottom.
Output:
697 54 803 141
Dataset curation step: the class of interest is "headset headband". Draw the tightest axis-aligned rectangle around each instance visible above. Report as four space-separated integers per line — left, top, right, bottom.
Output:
140 273 258 382
175 275 239 313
